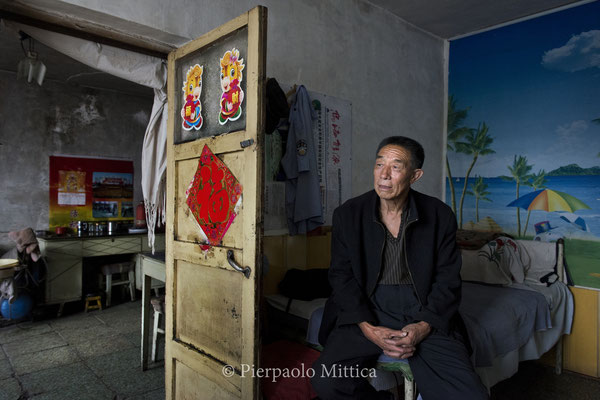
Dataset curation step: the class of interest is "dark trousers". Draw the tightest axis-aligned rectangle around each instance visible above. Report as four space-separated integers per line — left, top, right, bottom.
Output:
311 285 489 400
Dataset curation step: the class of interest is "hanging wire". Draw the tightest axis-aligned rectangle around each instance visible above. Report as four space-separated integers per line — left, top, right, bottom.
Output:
19 35 27 57
18 31 35 58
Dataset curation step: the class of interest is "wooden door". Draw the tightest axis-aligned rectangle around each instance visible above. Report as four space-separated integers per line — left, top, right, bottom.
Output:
165 7 266 399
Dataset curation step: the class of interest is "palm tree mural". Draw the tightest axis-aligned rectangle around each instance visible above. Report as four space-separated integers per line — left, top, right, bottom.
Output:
455 122 495 228
446 96 473 215
593 119 599 157
466 176 492 222
502 155 533 236
522 169 548 236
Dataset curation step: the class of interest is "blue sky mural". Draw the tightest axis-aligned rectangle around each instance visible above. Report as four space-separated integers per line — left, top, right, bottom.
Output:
449 1 600 176
447 1 600 289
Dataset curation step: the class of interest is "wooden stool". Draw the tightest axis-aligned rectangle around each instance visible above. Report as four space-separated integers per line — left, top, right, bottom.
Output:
150 295 165 362
85 295 102 312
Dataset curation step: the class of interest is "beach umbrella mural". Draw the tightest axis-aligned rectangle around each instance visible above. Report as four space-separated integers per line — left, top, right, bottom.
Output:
507 189 591 235
507 189 591 212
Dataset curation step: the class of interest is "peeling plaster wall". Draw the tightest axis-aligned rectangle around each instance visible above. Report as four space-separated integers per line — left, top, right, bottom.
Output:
55 0 447 197
0 71 152 253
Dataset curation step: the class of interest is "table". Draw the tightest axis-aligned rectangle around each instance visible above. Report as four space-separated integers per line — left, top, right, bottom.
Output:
140 251 166 371
37 232 164 316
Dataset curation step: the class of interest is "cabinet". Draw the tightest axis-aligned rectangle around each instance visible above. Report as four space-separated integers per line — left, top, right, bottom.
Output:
38 239 82 305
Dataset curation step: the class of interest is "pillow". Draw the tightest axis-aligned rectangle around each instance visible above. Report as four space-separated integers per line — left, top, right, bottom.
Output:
517 240 559 286
460 237 526 285
460 247 512 285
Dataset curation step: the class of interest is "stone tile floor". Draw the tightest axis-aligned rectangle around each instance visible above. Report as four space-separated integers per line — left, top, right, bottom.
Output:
0 300 164 400
4 299 599 400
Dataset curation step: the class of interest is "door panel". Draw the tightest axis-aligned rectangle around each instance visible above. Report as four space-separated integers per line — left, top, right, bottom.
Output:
165 6 266 399
174 359 241 399
175 259 243 366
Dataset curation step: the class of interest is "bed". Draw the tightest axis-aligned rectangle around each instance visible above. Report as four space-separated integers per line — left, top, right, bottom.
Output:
264 238 574 396
459 238 574 388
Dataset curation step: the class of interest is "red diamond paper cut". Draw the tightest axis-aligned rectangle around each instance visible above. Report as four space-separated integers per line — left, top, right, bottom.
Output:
185 145 242 246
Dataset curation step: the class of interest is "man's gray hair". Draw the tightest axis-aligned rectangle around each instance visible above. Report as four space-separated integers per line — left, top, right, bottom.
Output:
376 136 425 169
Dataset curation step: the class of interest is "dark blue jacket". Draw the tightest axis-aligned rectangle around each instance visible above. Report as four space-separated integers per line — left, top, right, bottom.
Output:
319 189 463 344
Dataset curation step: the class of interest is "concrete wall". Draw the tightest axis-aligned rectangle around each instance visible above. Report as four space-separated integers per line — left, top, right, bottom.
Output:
57 0 447 197
1 0 447 252
0 71 152 253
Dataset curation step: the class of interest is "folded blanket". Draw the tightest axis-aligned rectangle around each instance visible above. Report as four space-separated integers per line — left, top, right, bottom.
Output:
460 282 551 367
8 228 40 262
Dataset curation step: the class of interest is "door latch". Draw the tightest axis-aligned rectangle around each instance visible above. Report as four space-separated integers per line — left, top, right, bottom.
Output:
240 139 254 148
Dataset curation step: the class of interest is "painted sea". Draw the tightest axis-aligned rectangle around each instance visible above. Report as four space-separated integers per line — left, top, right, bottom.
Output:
445 175 600 239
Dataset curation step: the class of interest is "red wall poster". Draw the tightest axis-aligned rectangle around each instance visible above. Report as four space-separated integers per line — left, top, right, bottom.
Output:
49 156 134 231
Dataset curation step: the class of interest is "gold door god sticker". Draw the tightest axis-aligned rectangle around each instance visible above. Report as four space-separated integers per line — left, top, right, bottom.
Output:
218 49 245 125
181 64 204 131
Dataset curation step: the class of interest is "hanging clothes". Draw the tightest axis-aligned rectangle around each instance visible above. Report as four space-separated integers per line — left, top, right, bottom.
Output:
281 85 324 235
265 78 290 134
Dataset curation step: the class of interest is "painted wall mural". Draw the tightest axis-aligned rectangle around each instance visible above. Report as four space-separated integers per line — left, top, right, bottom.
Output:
447 1 600 289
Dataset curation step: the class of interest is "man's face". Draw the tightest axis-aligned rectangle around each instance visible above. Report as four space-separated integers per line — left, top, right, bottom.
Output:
373 145 422 201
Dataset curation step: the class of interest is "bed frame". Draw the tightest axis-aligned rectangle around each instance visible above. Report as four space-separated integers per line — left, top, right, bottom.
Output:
555 238 566 375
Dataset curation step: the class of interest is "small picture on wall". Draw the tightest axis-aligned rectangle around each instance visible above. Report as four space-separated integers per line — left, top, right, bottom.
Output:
50 156 134 229
93 201 119 218
121 201 134 218
218 48 245 125
92 172 133 199
58 170 86 205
